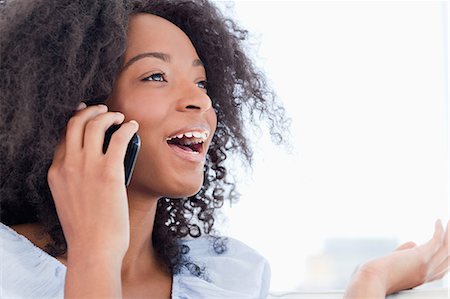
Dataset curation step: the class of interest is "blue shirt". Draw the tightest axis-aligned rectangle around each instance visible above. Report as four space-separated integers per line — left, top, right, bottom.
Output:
0 222 270 298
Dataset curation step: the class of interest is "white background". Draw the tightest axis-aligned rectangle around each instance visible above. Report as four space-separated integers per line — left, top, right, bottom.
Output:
213 0 449 292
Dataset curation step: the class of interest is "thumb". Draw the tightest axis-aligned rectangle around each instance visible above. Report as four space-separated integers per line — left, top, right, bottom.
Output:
395 241 417 251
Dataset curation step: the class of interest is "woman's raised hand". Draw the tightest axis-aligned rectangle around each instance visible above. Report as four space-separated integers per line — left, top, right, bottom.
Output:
344 220 449 299
47 102 139 259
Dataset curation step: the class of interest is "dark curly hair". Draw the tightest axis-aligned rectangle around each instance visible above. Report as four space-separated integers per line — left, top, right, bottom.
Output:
0 0 289 275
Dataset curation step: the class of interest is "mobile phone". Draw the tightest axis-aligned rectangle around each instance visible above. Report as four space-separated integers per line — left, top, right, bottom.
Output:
83 99 140 186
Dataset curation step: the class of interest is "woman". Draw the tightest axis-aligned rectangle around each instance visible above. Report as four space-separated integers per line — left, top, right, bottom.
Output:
1 0 281 297
0 0 448 298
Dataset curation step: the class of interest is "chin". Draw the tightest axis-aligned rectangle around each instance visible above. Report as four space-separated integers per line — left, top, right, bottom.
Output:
128 173 204 199
163 176 204 198
167 183 203 198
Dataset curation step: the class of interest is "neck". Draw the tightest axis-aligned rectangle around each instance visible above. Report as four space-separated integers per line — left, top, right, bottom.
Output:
121 188 167 281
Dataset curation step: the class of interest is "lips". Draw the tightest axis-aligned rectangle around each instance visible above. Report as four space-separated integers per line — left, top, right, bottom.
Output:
166 124 211 163
167 142 206 163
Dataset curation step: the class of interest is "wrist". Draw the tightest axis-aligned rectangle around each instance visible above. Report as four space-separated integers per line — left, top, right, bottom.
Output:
65 249 123 298
355 263 388 288
357 259 390 294
344 263 389 299
67 247 125 269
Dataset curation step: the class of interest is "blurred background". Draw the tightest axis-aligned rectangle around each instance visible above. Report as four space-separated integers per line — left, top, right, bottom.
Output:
213 0 449 292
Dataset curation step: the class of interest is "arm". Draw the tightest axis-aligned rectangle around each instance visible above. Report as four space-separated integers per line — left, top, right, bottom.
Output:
344 220 449 299
47 103 139 298
65 251 123 298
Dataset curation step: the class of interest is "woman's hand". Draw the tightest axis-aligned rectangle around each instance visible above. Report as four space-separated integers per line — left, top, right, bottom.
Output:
344 220 449 299
47 102 139 259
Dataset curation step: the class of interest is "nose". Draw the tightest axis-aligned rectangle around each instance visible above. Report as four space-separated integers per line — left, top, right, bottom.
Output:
176 81 212 113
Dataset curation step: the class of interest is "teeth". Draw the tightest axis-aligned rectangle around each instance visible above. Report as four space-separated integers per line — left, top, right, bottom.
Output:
167 130 209 142
182 138 203 145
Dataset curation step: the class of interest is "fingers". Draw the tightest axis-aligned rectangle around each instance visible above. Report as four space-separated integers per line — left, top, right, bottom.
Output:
429 221 450 280
76 102 87 111
83 112 125 156
67 101 139 163
444 220 449 248
65 104 132 160
423 219 450 283
428 242 448 275
422 220 445 260
51 133 66 165
434 219 445 242
395 241 417 251
430 219 444 253
65 104 109 155
427 256 449 281
105 120 139 162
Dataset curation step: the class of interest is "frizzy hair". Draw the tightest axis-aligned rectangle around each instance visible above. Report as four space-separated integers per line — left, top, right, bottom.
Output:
0 0 289 274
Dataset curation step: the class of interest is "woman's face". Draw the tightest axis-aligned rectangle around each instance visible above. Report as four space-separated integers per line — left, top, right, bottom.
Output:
107 13 217 198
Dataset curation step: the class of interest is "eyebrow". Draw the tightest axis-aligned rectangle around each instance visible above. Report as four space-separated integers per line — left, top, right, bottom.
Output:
122 52 204 70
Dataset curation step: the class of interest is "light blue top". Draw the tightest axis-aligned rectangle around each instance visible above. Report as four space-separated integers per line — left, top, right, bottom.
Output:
0 222 270 298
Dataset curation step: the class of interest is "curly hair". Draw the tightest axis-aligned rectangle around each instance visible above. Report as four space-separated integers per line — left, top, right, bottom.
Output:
0 0 289 275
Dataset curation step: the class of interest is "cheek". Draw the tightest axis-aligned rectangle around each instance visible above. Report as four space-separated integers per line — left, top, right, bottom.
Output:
112 98 170 131
109 78 170 122
208 108 218 133
132 138 205 198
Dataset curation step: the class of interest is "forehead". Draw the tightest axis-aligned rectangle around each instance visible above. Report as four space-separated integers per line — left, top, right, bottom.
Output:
124 13 200 64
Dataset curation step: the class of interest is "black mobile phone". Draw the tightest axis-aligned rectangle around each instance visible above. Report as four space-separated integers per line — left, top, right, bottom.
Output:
83 99 140 186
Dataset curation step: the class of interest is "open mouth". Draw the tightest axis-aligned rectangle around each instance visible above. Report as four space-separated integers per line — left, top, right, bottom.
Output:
166 131 208 154
167 137 203 153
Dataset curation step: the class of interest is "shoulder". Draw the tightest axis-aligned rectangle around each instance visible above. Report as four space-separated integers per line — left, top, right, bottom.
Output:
0 221 43 252
7 222 49 248
173 236 271 299
0 222 66 298
182 236 270 274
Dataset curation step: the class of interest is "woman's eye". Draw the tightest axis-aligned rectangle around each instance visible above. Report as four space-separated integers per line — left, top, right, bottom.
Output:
142 73 166 82
197 80 208 90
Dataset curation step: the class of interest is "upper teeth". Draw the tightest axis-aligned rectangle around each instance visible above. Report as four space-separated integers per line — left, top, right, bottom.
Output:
167 131 208 142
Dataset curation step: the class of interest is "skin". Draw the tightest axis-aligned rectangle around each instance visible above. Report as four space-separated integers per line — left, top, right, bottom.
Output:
344 220 449 298
9 12 449 299
46 13 216 298
106 12 216 292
